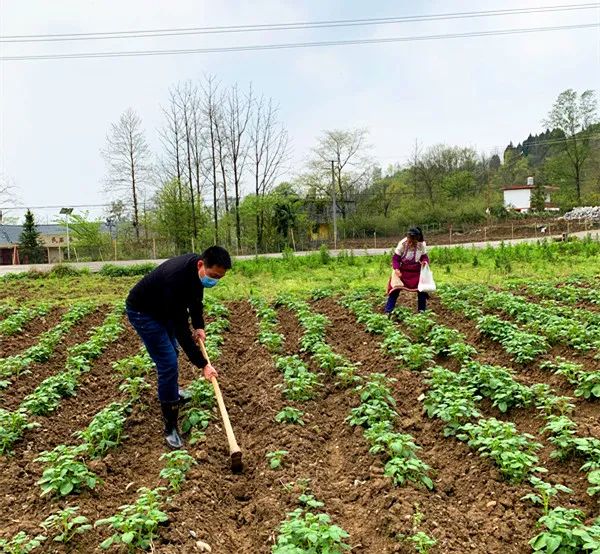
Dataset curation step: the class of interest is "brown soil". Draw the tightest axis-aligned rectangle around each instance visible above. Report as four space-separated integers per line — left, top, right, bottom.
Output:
0 321 167 554
160 302 421 553
1 297 597 554
390 293 599 516
0 307 66 359
312 298 542 553
0 307 109 411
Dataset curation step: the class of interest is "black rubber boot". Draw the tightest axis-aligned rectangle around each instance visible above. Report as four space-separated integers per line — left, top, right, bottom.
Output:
160 401 184 449
417 292 429 312
178 387 191 405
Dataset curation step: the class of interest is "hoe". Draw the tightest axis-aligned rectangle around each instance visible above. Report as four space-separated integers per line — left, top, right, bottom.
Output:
197 340 243 473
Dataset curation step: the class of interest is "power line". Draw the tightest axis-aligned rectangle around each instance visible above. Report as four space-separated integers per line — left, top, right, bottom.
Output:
2 22 598 61
1 3 597 43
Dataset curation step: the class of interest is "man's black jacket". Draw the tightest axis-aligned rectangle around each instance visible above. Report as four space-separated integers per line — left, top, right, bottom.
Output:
126 253 207 368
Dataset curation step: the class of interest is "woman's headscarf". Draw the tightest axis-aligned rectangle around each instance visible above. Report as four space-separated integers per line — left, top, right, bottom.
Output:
407 227 424 242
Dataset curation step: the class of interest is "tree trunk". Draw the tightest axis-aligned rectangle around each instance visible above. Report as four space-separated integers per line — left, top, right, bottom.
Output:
183 111 197 239
209 117 219 245
129 130 140 241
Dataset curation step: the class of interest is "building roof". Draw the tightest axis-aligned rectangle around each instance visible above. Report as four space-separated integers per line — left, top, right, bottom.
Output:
502 185 559 191
0 224 66 246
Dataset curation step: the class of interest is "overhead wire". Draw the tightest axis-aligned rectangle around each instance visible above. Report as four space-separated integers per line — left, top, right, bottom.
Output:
1 3 597 42
1 22 598 61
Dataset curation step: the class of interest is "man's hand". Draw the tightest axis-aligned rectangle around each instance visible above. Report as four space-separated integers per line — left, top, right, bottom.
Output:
193 329 206 343
203 363 218 381
394 268 402 278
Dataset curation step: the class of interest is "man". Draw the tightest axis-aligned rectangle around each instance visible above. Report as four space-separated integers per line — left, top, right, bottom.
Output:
126 246 232 448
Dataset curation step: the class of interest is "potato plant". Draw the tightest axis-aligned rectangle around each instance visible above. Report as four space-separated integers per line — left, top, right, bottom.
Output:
342 294 433 370
275 355 320 401
457 418 544 483
348 374 433 490
41 506 92 543
0 531 47 554
159 450 196 492
180 301 227 435
0 302 95 380
266 450 289 470
272 495 350 554
521 477 573 515
275 406 305 425
449 285 600 351
0 302 53 336
0 408 39 455
96 487 168 552
35 444 99 497
76 402 129 458
529 507 600 553
250 297 285 353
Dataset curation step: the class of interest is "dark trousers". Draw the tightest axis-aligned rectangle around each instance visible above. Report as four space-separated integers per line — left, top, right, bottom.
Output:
126 308 179 403
385 289 428 313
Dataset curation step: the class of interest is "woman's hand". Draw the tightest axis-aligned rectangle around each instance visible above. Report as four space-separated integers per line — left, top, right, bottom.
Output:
394 268 402 278
420 260 428 267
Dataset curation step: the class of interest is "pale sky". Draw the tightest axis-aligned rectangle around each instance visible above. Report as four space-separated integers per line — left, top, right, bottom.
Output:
1 0 599 223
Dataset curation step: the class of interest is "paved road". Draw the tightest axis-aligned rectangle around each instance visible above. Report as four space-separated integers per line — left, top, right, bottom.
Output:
1 229 598 276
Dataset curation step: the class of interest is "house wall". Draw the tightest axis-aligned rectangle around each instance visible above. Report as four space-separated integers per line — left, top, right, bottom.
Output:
503 189 532 210
0 248 13 265
0 245 63 265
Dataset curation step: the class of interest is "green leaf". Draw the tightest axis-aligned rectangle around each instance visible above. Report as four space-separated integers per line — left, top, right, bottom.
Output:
121 531 135 544
60 481 74 496
100 537 114 549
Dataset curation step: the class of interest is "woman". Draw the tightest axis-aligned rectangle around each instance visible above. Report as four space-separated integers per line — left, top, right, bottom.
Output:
385 227 430 314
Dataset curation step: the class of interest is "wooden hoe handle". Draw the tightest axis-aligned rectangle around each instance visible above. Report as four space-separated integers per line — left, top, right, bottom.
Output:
197 340 241 457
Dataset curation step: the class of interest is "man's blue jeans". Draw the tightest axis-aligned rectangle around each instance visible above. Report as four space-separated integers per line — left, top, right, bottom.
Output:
126 308 179 403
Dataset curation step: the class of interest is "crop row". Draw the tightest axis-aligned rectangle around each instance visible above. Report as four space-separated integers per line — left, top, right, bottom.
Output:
250 297 355 553
379 300 600 551
0 301 229 552
0 302 54 336
0 303 126 455
434 288 550 363
0 301 97 386
513 280 600 306
280 295 434 492
442 285 600 352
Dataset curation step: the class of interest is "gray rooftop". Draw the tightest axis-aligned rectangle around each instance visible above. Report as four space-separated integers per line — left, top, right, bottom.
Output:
0 224 66 246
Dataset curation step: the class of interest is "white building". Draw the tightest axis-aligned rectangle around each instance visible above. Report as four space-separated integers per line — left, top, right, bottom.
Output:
503 177 558 212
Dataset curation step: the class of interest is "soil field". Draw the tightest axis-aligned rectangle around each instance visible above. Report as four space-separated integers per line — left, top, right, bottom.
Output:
1 288 599 553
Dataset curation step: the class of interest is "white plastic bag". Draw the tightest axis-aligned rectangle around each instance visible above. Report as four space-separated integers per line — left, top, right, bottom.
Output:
418 264 436 292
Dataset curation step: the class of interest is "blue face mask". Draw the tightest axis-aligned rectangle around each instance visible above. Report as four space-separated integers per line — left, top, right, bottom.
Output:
200 275 219 288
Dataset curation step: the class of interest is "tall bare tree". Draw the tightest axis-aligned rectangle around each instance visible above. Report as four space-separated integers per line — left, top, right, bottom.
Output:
250 95 289 249
224 83 253 249
102 108 152 241
173 81 204 238
159 88 184 201
308 128 371 218
544 89 598 202
201 75 223 244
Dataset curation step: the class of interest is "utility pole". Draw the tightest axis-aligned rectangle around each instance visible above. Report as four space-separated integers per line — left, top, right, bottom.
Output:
331 160 337 250
59 207 73 261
